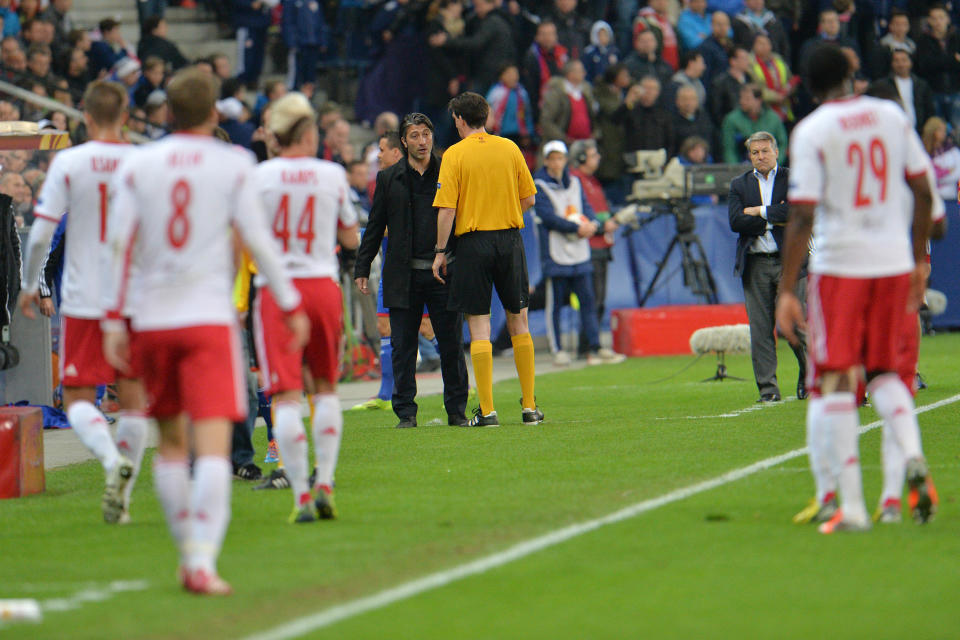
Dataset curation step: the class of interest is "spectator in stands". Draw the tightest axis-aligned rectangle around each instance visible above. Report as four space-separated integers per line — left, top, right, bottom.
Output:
0 170 31 226
594 63 629 186
582 20 619 82
50 77 72 108
66 27 91 59
698 9 732 89
319 118 353 165
634 0 679 70
709 45 751 125
677 135 715 204
251 77 284 124
721 83 786 162
486 63 535 147
0 1 19 39
922 115 960 198
281 0 329 93
623 29 672 88
916 4 960 131
132 56 166 108
17 0 39 23
549 0 591 58
434 0 514 93
210 53 231 80
0 99 19 121
876 49 935 133
540 59 595 145
522 20 568 117
798 9 858 75
216 95 254 148
137 0 167 27
677 0 711 51
144 90 169 139
673 84 715 156
20 17 54 49
748 33 796 123
233 0 272 86
113 57 142 102
423 1 464 148
346 159 371 219
667 49 707 108
2 45 25 78
615 75 675 154
25 43 54 87
64 46 90 101
732 0 789 60
138 16 189 71
89 19 133 77
41 109 68 131
39 0 70 54
871 9 914 78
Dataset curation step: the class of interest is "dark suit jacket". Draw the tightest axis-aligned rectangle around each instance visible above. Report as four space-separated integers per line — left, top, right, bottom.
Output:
877 74 936 134
354 156 455 309
727 165 797 277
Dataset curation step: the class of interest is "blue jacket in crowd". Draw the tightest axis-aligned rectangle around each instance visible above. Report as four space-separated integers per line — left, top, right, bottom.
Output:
232 0 272 29
282 0 330 49
533 166 596 278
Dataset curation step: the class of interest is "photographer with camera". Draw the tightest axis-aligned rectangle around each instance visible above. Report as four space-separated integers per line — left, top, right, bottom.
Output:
535 140 625 367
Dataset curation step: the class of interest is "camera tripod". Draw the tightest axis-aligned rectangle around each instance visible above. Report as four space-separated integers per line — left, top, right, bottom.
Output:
633 200 718 306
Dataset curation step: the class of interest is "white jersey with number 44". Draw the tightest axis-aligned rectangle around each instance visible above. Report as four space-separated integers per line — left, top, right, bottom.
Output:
33 141 132 318
105 134 300 331
252 156 357 282
788 95 929 278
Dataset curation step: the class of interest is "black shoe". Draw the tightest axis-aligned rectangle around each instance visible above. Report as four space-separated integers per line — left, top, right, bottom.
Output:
234 462 263 480
465 406 499 427
448 415 469 426
520 398 544 424
797 379 807 400
915 372 927 390
757 393 781 403
308 467 317 487
395 417 417 428
254 468 290 490
416 358 441 373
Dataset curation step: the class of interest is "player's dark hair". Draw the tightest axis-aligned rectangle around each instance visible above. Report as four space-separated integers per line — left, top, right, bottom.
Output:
141 15 163 36
447 92 489 129
399 112 434 141
98 18 120 34
166 67 219 130
806 43 850 97
83 81 127 126
380 130 402 151
680 50 702 70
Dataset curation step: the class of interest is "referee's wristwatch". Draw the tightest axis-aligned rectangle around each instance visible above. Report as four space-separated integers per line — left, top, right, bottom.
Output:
434 246 449 255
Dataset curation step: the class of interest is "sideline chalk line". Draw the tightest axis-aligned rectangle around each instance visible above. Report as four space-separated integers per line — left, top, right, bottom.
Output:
244 393 960 640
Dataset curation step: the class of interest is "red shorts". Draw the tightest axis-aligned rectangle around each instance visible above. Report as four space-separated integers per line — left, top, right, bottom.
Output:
131 324 247 421
896 310 920 396
60 315 117 387
254 278 343 394
806 273 910 388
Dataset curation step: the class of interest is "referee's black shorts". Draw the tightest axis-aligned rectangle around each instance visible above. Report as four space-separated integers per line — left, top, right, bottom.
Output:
448 228 529 315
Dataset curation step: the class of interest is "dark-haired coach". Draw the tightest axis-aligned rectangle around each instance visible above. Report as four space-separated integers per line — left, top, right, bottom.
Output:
432 92 543 427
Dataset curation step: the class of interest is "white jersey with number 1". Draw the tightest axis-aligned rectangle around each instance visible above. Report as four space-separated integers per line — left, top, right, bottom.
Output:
31 141 132 318
251 156 358 283
788 95 929 278
104 134 300 331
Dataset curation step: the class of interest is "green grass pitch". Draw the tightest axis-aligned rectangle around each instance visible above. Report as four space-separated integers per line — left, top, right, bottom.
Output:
2 334 959 639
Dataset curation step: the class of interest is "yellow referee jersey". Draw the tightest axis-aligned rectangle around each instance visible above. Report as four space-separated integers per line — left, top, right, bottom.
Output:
433 132 537 236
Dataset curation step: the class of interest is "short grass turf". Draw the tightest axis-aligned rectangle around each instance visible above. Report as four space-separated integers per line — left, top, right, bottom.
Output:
2 333 960 639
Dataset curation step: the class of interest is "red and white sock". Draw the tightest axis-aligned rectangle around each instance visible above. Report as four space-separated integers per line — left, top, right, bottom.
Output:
868 373 923 460
187 456 232 574
67 400 119 473
805 396 837 504
880 418 906 507
312 394 342 491
115 412 150 509
275 400 310 507
152 455 190 563
823 392 868 523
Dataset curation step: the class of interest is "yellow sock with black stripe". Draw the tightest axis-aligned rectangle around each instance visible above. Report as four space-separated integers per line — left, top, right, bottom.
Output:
471 340 495 414
511 332 536 410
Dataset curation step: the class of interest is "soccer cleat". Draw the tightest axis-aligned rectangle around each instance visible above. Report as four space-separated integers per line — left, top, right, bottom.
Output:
906 457 938 524
254 468 290 490
817 509 871 534
182 568 233 596
117 509 131 525
465 407 499 427
873 498 903 524
792 494 838 524
263 439 279 464
233 462 263 481
792 498 820 524
314 486 337 520
520 399 544 425
348 397 391 411
586 348 626 365
289 503 318 524
102 455 135 524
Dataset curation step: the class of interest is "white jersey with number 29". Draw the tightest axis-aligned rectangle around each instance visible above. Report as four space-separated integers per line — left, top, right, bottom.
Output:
104 134 300 331
788 95 929 278
252 156 358 282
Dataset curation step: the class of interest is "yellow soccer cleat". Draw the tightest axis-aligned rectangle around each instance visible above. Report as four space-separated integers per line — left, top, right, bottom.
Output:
348 397 391 411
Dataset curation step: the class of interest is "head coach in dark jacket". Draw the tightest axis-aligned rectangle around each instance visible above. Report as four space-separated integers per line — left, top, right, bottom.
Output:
354 113 469 428
728 130 806 403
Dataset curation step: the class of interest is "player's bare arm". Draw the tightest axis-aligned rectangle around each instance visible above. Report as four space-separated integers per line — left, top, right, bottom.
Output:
906 173 933 311
775 202 814 346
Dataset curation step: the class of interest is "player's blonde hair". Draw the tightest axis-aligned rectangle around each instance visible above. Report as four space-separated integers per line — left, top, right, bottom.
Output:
268 92 316 148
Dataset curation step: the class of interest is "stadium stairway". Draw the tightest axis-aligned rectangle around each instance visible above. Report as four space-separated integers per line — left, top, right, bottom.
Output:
69 0 237 70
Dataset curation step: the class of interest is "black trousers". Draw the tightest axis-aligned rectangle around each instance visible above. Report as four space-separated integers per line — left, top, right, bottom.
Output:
389 269 469 421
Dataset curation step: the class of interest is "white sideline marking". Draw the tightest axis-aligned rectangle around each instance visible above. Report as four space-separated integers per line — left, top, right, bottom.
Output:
658 396 798 420
244 393 960 640
40 580 149 613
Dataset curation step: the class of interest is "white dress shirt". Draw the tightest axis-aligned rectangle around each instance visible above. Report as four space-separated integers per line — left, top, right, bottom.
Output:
894 75 916 127
749 164 779 254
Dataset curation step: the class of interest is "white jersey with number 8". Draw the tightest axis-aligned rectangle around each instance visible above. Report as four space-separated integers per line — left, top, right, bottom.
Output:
788 95 929 278
252 156 357 282
104 134 300 331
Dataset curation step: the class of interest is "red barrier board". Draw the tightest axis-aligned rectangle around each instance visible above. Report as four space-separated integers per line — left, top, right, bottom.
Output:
611 305 749 356
0 406 45 499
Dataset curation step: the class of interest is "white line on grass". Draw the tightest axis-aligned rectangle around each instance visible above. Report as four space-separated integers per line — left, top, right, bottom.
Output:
658 396 799 420
40 580 149 613
244 393 960 640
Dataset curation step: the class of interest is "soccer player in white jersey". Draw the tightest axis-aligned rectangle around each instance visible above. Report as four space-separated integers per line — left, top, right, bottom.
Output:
101 68 309 595
251 93 359 523
18 82 149 524
776 44 935 534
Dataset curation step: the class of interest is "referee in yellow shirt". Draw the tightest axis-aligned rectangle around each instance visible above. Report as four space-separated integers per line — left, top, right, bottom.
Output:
432 92 543 427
